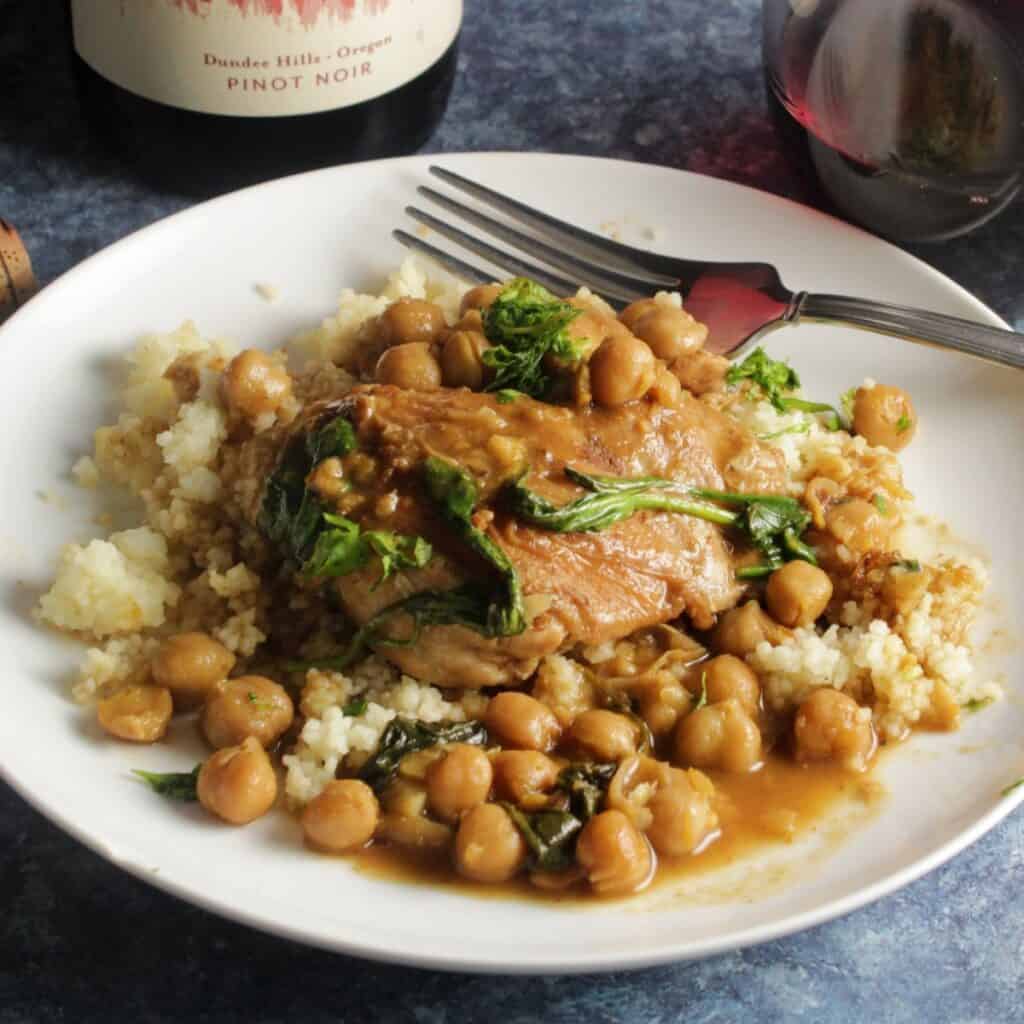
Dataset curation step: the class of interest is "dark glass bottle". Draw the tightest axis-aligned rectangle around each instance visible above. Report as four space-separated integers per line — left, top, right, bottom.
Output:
69 1 462 196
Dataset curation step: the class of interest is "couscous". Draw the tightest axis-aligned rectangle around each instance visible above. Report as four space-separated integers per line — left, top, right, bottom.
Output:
36 258 994 898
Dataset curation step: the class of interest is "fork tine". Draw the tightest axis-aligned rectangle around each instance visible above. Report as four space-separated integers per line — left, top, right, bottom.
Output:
400 210 622 303
417 185 676 296
391 230 494 285
406 206 644 305
392 229 583 301
429 165 681 279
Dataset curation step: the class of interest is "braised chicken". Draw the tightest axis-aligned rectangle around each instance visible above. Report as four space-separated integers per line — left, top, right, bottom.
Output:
256 383 786 687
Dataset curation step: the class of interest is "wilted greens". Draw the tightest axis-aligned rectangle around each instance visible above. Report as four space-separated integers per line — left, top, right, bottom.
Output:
691 488 815 577
132 766 201 802
556 762 616 822
502 762 616 872
505 465 816 577
727 347 843 430
506 467 734 534
502 804 584 873
358 718 488 793
481 278 584 398
302 512 432 588
258 413 358 565
423 456 525 637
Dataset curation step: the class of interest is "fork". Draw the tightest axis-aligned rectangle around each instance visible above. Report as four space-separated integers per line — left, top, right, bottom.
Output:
394 166 1024 370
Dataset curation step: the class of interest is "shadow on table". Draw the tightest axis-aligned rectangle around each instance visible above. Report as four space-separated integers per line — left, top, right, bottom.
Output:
0 790 707 1023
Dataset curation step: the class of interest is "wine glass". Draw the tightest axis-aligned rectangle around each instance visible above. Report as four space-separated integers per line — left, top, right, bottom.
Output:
763 0 1024 242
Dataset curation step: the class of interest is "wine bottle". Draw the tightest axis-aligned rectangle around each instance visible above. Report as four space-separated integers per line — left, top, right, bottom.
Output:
69 1 462 196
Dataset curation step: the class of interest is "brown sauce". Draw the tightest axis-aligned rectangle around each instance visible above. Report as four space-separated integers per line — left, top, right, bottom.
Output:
351 753 885 903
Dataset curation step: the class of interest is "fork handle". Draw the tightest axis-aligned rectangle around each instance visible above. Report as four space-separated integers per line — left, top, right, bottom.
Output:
795 292 1024 370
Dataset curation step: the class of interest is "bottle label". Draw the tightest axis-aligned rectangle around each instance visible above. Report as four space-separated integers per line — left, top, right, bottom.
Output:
71 0 462 118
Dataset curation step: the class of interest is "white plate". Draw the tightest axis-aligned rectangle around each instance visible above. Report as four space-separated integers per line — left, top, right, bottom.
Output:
2 153 1021 974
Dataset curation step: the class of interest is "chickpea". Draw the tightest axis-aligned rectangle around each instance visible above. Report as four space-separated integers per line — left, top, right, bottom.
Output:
151 632 236 710
567 710 638 762
565 308 620 362
375 342 442 391
670 349 729 396
575 810 653 895
220 349 292 420
201 676 294 750
425 744 493 823
307 456 347 501
197 737 277 825
454 803 527 883
459 283 503 316
455 308 484 334
674 699 763 773
493 750 559 804
440 330 490 390
381 778 428 818
701 655 761 715
97 685 173 743
485 691 562 752
301 779 379 853
826 499 890 554
712 601 790 657
852 384 917 451
794 688 876 772
637 677 690 736
377 298 447 347
645 773 718 858
619 299 706 362
804 476 843 529
765 561 834 628
588 334 657 407
881 561 929 615
647 365 683 406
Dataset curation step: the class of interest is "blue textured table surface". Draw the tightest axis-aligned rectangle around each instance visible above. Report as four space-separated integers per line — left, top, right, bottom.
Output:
2 3 1022 1021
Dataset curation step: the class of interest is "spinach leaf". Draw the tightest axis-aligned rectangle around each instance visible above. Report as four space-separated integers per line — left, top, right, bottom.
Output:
258 413 358 565
302 513 367 577
692 488 815 576
727 348 842 430
505 467 816 578
556 763 616 822
776 397 843 431
133 766 200 802
726 347 800 404
505 468 733 534
502 804 583 872
481 278 584 398
364 532 433 587
285 582 525 676
502 763 616 872
758 422 811 441
423 456 526 637
342 697 368 717
358 717 488 793
302 512 433 587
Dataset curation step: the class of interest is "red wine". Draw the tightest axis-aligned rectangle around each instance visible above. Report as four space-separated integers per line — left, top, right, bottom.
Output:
763 0 1024 242
70 1 461 196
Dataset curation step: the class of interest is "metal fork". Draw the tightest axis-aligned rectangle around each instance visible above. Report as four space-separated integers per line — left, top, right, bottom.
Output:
394 165 1024 369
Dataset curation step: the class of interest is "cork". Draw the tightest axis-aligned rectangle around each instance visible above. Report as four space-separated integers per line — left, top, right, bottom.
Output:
0 219 38 323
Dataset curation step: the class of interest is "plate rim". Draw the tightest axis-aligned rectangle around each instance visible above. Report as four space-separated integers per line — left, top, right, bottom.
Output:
2 150 1020 975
